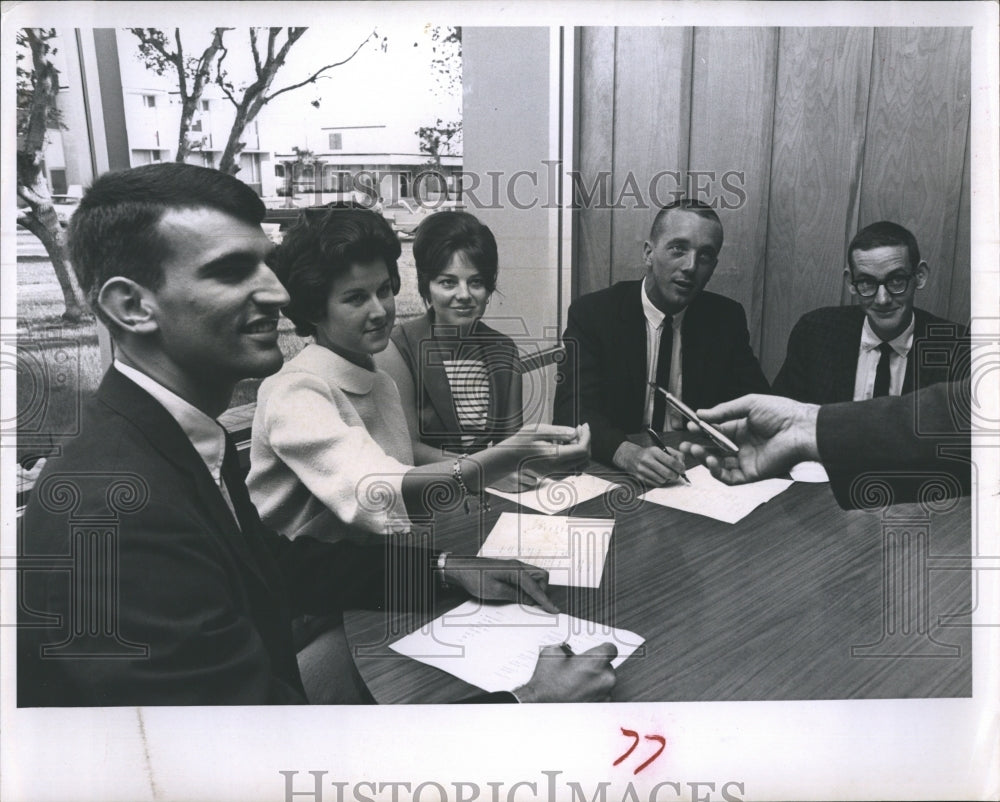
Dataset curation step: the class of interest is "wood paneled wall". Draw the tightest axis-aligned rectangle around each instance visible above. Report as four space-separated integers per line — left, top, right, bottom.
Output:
575 27 971 380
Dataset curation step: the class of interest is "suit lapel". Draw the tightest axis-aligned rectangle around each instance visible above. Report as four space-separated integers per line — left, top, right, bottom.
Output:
621 282 649 420
835 308 866 401
97 369 273 592
680 295 707 403
405 315 463 435
902 308 929 394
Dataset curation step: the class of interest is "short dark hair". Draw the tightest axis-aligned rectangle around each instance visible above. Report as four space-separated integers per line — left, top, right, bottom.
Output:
649 198 723 242
68 163 266 330
270 208 401 337
412 211 498 303
847 221 921 273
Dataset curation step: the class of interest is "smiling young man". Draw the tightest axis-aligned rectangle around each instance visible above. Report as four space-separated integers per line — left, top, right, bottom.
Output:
772 221 967 404
17 163 616 707
553 199 770 484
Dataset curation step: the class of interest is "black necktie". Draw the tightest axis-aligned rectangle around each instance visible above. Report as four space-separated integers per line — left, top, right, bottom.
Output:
221 435 257 533
873 342 894 398
651 317 674 432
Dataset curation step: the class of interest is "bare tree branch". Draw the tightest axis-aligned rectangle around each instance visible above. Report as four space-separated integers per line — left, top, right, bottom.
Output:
265 29 374 103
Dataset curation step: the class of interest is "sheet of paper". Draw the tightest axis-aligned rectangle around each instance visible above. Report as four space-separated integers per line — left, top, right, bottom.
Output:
640 464 793 524
485 473 618 514
477 512 614 588
389 601 644 693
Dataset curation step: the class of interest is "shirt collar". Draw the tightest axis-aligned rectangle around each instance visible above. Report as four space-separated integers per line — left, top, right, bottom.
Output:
641 279 686 331
292 343 377 395
113 360 227 482
860 312 916 357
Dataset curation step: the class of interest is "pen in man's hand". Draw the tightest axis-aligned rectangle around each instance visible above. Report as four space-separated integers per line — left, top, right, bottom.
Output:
558 642 575 657
646 428 692 485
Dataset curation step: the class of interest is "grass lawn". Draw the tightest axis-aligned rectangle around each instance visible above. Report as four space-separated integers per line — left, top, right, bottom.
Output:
14 237 426 464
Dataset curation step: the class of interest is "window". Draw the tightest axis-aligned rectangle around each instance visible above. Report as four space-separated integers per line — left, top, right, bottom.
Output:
142 94 156 108
191 119 202 132
201 100 210 111
329 133 343 150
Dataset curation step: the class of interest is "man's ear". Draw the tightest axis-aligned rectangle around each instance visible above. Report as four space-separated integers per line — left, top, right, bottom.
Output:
914 260 929 289
642 240 653 267
97 277 159 334
843 267 857 295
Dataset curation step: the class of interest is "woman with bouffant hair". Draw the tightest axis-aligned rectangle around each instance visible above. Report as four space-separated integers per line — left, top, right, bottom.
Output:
248 208 589 543
378 211 524 469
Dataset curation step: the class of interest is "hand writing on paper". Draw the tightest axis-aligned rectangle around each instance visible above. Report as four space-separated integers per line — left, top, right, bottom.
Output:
613 441 687 486
442 556 559 613
679 394 820 484
514 642 618 703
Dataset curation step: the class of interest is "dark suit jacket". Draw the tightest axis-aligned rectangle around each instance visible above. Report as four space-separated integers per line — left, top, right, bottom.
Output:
772 305 967 404
553 281 770 464
390 313 523 452
818 379 972 509
17 369 507 706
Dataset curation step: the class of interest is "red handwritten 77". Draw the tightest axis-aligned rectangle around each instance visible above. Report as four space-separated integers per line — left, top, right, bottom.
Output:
614 727 667 774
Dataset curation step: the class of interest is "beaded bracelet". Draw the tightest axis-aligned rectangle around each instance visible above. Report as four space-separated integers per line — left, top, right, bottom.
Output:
452 454 491 514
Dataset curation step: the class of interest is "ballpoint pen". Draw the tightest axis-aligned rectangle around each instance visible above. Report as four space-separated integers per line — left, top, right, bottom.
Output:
646 427 692 485
648 383 740 453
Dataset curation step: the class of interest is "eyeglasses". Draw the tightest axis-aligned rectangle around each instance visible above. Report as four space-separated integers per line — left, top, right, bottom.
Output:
850 273 913 298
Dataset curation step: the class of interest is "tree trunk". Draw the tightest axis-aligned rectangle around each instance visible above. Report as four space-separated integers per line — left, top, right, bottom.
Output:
20 202 86 323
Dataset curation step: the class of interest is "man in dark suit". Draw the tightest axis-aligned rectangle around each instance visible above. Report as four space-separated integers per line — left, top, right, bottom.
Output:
553 199 769 485
679 382 972 509
773 221 966 404
17 163 616 706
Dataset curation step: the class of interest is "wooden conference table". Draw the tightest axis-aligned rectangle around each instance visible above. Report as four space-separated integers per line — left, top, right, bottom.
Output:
343 435 972 703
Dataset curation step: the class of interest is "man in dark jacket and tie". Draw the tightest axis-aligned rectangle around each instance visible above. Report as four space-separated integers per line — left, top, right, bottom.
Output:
553 199 770 486
17 163 616 707
772 220 967 404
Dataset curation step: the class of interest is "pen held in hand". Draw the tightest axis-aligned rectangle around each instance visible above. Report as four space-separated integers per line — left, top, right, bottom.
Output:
646 427 692 486
648 383 739 453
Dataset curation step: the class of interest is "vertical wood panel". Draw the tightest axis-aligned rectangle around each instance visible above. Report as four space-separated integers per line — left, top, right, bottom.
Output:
610 27 691 284
759 28 874 380
687 27 779 355
949 124 971 325
858 28 971 323
575 27 616 297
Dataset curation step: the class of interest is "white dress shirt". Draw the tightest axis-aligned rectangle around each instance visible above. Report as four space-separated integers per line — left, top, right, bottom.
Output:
853 314 916 400
640 279 686 429
113 360 239 526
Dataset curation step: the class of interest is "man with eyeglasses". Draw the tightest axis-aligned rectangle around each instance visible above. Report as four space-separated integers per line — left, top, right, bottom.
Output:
553 199 770 485
772 220 967 404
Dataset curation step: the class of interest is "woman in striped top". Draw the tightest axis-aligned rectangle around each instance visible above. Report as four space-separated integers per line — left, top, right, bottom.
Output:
379 212 526 475
248 207 589 541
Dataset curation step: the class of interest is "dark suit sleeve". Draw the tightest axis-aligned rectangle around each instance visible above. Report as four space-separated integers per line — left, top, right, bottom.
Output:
272 533 436 618
816 380 971 509
726 303 771 397
771 315 811 400
554 299 630 464
20 493 308 706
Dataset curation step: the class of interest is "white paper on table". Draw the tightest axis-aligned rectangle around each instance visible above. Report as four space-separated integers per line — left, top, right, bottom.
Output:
477 512 614 588
389 601 644 693
640 464 793 524
485 473 618 514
